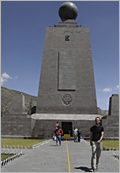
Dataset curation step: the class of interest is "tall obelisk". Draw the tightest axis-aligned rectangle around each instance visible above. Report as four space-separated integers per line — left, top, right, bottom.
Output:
36 2 98 114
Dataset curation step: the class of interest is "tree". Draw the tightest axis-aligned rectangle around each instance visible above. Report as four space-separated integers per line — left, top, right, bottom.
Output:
1 106 9 117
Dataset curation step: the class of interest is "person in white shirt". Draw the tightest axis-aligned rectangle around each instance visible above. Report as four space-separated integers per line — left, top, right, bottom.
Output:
73 126 78 142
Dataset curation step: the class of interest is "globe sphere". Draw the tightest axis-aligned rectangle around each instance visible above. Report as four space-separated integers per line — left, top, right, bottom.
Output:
59 2 78 21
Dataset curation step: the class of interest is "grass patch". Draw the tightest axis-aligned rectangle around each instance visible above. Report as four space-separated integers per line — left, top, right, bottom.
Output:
85 140 119 149
1 138 47 149
102 140 119 148
1 154 14 161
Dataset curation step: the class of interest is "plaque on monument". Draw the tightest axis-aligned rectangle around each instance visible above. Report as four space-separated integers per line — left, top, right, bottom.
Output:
58 51 76 91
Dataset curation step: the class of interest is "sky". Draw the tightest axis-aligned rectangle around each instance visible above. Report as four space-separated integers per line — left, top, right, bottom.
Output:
1 1 119 110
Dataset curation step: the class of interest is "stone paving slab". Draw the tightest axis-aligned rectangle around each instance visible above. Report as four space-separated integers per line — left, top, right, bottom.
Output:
1 139 119 172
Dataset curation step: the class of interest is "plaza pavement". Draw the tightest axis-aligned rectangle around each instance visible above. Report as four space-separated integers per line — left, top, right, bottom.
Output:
1 139 119 172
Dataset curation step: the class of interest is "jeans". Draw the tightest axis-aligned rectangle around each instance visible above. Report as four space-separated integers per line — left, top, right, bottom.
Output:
56 135 61 145
91 141 102 170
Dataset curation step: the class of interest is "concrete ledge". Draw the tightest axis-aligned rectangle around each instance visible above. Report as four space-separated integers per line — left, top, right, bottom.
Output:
31 113 103 120
1 135 31 139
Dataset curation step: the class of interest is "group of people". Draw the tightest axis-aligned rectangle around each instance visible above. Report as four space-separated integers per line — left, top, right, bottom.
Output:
54 117 104 172
73 127 82 142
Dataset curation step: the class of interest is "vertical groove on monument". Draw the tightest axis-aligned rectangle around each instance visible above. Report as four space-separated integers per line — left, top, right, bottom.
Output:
36 2 98 114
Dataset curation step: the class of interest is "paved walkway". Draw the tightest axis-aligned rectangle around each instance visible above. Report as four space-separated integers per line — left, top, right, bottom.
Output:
1 139 119 172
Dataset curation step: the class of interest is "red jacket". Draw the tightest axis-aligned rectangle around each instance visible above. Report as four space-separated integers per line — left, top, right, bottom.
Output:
54 129 63 135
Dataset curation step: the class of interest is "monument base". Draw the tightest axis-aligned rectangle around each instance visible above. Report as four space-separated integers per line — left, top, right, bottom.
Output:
31 114 103 139
1 113 118 140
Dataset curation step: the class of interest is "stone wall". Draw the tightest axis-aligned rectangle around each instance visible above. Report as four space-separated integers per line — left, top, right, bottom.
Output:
10 93 25 114
108 94 119 115
1 113 119 139
1 93 119 139
31 119 95 139
1 114 31 137
101 94 119 139
102 115 119 139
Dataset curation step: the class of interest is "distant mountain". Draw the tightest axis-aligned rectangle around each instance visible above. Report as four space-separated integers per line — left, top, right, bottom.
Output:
1 86 37 115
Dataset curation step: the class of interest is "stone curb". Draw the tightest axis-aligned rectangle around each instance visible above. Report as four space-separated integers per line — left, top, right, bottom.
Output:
1 139 52 167
1 151 23 167
32 139 52 149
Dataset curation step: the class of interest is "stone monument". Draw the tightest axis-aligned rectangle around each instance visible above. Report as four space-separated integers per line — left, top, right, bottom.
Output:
36 2 98 114
102 94 119 139
11 93 25 114
2 2 118 139
108 94 119 115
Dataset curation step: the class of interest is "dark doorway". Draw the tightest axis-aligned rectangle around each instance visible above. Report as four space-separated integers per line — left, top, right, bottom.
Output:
62 122 72 136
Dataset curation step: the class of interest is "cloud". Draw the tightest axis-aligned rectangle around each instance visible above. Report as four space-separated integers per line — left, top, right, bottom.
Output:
1 77 6 85
2 73 12 79
103 88 112 92
1 72 12 85
14 76 18 79
116 85 119 89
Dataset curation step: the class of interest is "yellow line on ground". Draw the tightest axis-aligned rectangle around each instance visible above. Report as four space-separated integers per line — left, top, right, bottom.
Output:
66 139 71 172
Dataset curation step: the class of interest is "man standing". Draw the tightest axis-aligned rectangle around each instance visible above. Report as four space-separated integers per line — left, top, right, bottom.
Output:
54 126 63 146
90 117 104 172
73 127 78 142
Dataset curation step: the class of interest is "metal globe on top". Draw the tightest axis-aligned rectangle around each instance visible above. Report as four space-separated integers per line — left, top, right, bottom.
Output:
58 2 78 21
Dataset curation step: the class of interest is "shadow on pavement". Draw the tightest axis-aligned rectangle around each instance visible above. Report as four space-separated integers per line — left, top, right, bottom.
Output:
74 166 92 172
49 145 58 147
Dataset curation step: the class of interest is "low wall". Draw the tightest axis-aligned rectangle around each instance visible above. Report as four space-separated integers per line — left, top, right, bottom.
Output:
31 119 95 139
102 115 119 139
1 114 119 139
1 114 31 137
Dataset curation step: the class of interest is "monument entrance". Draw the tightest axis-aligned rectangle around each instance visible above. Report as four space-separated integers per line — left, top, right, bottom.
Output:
62 122 72 136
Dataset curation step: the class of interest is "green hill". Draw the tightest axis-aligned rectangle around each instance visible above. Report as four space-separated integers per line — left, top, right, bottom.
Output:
1 86 37 115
